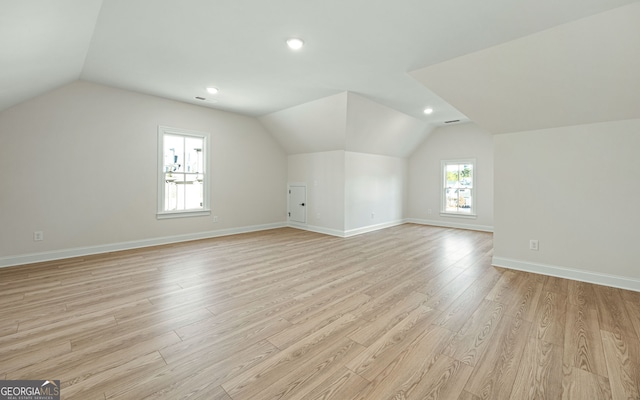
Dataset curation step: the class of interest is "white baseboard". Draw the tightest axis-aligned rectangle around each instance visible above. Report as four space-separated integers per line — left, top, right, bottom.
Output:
287 222 345 237
406 218 493 233
0 222 287 268
344 220 405 237
492 256 640 293
6 223 637 294
288 219 405 238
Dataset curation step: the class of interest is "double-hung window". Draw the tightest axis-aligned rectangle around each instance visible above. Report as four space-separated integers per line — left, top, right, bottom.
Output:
441 159 475 217
157 126 211 219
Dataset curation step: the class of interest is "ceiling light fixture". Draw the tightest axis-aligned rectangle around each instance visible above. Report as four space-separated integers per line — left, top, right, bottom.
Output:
286 38 304 50
206 87 219 95
423 107 434 115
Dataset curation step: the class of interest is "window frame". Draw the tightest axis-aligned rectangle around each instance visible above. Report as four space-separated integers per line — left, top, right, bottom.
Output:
440 158 476 218
157 125 211 219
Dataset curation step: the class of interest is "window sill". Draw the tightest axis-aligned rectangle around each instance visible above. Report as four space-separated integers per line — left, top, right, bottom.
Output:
440 212 477 219
157 209 211 219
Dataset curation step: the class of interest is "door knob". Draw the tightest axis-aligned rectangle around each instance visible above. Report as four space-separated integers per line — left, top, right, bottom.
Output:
299 203 305 206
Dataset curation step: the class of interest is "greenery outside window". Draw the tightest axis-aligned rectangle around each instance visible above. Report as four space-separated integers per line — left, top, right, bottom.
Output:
441 159 475 217
157 126 211 219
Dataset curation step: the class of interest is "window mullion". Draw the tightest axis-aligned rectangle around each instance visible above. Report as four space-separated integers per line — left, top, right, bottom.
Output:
440 159 475 217
157 126 211 218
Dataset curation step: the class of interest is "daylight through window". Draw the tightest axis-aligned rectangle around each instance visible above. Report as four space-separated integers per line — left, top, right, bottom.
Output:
441 159 475 216
157 126 210 218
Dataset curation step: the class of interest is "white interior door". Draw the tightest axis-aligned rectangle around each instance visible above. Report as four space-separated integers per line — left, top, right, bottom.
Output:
289 185 306 223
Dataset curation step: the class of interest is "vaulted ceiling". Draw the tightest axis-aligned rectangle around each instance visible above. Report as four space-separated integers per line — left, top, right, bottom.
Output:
2 0 638 155
411 2 640 134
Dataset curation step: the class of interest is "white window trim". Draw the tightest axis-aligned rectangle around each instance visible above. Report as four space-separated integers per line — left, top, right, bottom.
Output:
440 158 477 218
157 126 211 219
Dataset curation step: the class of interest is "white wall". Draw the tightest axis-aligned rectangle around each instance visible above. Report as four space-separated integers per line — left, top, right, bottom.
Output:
259 91 432 159
493 119 640 290
345 152 406 232
0 81 287 266
287 151 346 234
345 93 432 158
407 123 494 231
258 93 348 155
287 151 406 236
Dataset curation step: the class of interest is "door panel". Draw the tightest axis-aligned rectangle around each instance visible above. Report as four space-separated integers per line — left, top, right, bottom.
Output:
289 185 306 223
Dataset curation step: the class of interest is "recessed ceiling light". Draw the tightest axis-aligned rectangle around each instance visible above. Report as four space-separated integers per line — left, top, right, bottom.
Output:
423 107 434 115
286 38 304 50
206 87 219 95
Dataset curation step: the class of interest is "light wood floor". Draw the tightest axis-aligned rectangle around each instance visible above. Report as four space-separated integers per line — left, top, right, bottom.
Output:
1 225 639 399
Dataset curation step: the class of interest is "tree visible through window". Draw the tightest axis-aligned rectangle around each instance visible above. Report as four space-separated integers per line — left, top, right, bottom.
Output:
442 160 475 215
157 126 210 218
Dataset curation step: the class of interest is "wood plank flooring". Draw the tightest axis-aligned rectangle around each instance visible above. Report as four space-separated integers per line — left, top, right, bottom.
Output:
1 224 640 399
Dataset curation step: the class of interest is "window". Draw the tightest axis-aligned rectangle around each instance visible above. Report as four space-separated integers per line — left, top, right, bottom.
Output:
441 159 475 217
157 126 210 219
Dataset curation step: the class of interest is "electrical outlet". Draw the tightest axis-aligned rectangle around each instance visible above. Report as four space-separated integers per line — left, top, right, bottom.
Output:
427 208 432 215
529 239 539 251
371 212 375 219
34 231 44 241
213 216 218 223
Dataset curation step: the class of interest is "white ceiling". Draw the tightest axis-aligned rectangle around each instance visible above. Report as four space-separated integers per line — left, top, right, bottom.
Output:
411 2 640 134
2 0 638 154
0 0 102 112
259 92 431 157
